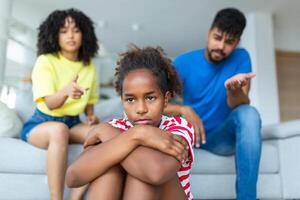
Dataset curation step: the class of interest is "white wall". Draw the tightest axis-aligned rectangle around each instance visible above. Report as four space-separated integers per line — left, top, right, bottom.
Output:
241 12 280 125
274 11 300 52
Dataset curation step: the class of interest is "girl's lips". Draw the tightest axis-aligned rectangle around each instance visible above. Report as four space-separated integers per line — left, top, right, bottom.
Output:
134 119 152 125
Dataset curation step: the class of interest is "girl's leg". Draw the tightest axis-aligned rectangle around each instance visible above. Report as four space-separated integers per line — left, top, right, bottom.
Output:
28 122 70 200
123 174 161 200
87 165 125 200
67 185 88 200
160 175 187 200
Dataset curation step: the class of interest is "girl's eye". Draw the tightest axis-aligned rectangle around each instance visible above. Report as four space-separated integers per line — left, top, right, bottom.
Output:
126 98 135 103
146 96 156 101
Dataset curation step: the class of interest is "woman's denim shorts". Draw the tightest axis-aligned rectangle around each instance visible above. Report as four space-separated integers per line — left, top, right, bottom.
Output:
20 109 81 142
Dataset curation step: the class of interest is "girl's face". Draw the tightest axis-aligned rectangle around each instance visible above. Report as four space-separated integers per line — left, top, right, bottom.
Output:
122 68 169 127
58 17 82 55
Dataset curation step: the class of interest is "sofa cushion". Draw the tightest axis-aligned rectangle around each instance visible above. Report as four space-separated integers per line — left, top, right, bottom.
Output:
191 140 279 174
0 138 83 174
0 102 22 138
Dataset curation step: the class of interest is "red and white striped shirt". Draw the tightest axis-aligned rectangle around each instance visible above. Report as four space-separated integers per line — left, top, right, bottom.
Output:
109 115 194 200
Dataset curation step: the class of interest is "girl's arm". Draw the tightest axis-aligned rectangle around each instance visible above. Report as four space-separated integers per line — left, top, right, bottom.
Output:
66 123 140 187
84 124 188 185
121 125 187 185
66 123 187 187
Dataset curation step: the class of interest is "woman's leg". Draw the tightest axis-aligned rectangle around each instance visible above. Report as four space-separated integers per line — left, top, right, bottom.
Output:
69 123 94 144
67 123 95 200
123 174 161 200
28 122 70 200
87 165 125 200
160 175 187 200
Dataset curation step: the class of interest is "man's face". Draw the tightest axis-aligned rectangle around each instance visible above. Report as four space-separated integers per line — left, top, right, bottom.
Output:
206 27 240 63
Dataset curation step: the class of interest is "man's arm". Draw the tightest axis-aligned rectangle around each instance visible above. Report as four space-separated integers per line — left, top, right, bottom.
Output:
225 73 256 108
164 103 206 148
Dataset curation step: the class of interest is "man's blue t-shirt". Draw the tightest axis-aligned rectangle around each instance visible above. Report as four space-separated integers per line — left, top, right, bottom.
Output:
173 48 252 132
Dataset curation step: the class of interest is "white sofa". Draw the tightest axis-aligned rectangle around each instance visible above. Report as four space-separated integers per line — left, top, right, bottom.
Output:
1 93 300 199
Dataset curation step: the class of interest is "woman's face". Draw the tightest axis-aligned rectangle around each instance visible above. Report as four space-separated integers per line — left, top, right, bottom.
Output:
58 17 82 55
122 68 169 127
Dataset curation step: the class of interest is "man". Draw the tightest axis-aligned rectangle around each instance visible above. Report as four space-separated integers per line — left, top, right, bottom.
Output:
165 8 261 200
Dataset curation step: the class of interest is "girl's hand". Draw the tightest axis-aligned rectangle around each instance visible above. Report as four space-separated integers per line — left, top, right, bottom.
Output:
65 75 89 99
86 115 100 126
131 125 189 163
83 128 101 149
83 123 120 148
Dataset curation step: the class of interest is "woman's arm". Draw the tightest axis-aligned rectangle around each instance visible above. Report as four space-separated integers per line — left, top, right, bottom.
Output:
84 104 99 125
44 75 87 110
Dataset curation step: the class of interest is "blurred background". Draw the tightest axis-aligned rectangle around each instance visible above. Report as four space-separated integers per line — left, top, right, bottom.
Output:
0 0 300 125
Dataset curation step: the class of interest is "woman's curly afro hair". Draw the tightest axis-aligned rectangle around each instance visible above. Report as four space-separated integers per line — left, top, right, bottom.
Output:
37 8 99 65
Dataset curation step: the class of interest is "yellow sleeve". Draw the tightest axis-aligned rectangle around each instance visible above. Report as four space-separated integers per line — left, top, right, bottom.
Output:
31 55 56 103
87 65 98 104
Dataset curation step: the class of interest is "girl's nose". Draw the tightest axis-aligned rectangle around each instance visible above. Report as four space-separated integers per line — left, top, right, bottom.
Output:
136 101 148 114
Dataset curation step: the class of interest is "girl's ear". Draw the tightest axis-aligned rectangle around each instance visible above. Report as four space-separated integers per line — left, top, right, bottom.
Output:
164 91 171 108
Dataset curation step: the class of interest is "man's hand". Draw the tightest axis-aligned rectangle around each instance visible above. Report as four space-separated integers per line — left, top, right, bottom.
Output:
180 106 206 148
225 73 256 91
86 115 100 126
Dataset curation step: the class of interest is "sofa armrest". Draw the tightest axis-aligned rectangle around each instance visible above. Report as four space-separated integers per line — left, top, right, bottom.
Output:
262 119 300 140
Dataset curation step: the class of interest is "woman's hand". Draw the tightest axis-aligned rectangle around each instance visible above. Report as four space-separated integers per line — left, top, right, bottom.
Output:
86 115 100 126
130 125 189 163
64 75 89 99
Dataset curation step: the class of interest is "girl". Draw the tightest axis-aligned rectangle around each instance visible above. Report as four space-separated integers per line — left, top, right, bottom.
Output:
66 46 195 200
20 8 99 200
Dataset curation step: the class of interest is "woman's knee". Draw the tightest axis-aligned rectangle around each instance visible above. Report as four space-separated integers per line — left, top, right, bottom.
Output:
48 123 69 145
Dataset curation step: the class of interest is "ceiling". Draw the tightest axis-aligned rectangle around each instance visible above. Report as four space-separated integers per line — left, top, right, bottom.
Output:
12 0 300 57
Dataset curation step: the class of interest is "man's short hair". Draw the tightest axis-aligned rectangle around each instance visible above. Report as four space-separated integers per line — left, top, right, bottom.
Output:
210 8 246 38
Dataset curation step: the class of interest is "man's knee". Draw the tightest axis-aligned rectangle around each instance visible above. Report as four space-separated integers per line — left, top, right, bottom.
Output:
233 105 261 128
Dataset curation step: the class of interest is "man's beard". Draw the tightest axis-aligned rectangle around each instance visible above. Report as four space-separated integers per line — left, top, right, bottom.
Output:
207 49 226 64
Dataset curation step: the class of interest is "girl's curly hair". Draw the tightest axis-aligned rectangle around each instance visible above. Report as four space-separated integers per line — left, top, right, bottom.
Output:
37 8 98 65
115 45 182 97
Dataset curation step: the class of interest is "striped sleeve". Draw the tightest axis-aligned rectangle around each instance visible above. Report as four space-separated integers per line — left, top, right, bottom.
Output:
162 116 195 162
108 118 132 132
